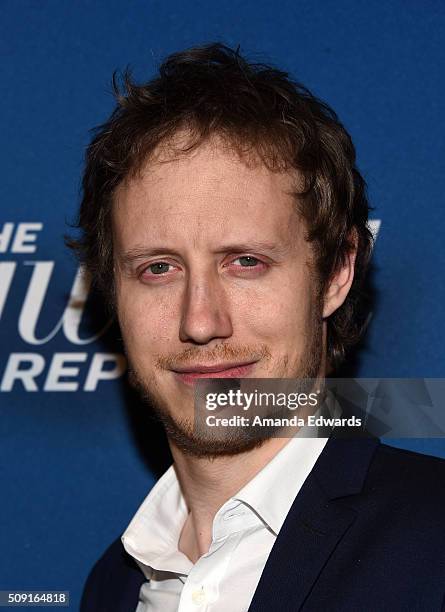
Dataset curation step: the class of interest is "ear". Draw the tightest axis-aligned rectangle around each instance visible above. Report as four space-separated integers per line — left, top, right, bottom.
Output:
323 237 357 319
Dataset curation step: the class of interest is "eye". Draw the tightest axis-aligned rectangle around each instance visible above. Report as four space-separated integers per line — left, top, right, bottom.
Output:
139 260 179 282
147 262 172 275
225 255 268 275
233 256 261 267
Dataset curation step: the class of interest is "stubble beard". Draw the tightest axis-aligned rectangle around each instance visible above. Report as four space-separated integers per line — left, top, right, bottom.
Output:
127 309 324 459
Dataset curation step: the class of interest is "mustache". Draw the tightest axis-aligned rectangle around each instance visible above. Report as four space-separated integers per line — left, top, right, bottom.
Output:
155 343 272 370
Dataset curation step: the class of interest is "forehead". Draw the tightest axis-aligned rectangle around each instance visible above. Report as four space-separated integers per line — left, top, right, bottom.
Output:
112 137 304 251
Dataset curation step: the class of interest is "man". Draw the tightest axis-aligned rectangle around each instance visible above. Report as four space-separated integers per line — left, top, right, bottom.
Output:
74 44 445 611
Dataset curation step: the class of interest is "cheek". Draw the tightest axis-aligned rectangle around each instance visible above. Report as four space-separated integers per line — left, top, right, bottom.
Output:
117 287 177 358
234 278 313 343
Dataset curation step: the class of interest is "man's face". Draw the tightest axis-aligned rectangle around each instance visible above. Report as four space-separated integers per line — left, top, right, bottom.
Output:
112 137 324 455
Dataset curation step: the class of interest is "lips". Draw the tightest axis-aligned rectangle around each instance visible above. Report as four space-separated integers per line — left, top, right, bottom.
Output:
172 361 257 386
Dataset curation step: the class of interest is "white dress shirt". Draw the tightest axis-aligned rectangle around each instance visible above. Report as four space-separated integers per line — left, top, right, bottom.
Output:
122 435 328 612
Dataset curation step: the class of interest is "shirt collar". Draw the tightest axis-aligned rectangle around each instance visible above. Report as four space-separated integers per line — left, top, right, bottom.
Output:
122 399 338 574
229 393 340 534
122 438 328 572
122 466 193 576
232 436 328 535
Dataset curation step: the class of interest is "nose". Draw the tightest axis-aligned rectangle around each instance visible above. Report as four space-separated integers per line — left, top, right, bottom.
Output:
179 270 233 345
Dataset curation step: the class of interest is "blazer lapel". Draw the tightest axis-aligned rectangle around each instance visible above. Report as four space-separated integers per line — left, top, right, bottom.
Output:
248 432 380 612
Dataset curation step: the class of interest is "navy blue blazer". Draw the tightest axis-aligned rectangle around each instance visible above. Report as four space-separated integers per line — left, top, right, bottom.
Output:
81 433 445 611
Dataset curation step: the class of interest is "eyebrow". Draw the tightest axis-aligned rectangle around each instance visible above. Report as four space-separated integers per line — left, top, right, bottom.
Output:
117 241 291 268
118 247 180 265
212 242 290 256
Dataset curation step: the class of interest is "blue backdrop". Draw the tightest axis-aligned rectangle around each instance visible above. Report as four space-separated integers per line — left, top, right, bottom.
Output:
1 1 444 609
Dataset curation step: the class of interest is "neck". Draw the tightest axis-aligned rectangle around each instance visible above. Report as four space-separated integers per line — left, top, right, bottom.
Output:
171 355 328 562
170 436 292 562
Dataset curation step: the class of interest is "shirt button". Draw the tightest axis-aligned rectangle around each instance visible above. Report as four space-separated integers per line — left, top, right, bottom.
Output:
191 588 207 606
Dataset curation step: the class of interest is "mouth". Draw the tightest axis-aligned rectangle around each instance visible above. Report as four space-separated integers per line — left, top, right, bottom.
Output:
171 361 258 386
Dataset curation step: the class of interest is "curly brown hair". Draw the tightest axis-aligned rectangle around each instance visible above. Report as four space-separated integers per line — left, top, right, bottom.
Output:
67 42 373 371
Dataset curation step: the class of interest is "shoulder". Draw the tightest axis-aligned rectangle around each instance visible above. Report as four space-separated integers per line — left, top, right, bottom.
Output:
372 442 445 488
363 442 445 525
80 537 145 612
